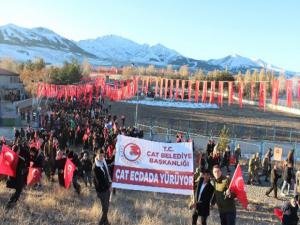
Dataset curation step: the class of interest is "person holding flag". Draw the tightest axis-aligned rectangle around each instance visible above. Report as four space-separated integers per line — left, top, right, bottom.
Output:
212 165 237 225
4 144 30 209
280 197 299 225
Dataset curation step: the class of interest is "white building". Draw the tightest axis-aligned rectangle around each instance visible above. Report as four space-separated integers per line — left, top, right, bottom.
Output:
0 68 25 102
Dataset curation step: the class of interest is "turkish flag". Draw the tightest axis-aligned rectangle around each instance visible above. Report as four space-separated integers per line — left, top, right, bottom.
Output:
218 81 224 106
175 80 179 100
195 80 199 103
274 208 283 221
188 80 192 102
238 81 244 108
169 79 174 99
272 80 279 105
145 77 149 95
209 81 215 104
0 145 19 177
27 166 42 185
181 80 185 100
286 80 293 107
229 164 248 209
202 81 207 103
155 78 159 97
259 82 266 110
228 81 234 105
160 78 163 98
164 79 169 99
64 158 76 189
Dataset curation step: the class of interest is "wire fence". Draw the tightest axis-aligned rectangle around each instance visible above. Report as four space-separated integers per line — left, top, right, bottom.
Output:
137 123 300 162
137 117 300 143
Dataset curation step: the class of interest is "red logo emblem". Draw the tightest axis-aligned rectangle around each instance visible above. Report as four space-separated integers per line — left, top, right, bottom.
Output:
123 143 141 162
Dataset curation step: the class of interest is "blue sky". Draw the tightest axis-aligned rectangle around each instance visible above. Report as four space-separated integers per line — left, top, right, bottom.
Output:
1 0 300 71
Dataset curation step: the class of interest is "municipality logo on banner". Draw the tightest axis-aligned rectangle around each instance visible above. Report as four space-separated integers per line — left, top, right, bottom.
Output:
112 135 194 195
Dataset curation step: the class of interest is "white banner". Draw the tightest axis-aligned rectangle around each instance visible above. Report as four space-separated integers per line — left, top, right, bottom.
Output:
112 135 194 195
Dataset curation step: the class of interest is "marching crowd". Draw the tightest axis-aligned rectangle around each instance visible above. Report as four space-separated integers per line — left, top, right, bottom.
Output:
189 136 299 225
0 97 143 225
0 96 299 225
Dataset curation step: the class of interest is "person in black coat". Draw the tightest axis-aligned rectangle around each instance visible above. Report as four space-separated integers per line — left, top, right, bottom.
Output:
266 163 281 199
93 149 112 225
6 143 30 209
81 153 93 187
192 169 215 225
282 197 299 225
55 150 67 187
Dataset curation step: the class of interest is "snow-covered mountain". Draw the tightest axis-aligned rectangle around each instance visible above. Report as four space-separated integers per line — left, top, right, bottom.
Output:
0 23 97 64
77 35 217 70
207 54 297 76
0 23 297 75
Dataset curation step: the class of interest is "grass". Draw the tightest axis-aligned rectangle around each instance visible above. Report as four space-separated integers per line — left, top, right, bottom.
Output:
0 176 281 225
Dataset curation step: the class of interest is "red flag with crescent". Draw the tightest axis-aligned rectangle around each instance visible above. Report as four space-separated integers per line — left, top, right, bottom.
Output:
0 145 19 177
27 166 42 185
229 164 248 209
64 158 76 189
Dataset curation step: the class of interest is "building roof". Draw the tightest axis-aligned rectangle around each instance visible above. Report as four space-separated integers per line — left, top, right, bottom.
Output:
0 68 18 76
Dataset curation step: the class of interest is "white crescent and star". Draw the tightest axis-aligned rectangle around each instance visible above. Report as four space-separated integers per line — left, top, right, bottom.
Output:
4 151 14 164
235 177 244 191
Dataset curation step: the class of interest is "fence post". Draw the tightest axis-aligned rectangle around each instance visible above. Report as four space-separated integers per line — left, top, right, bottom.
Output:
260 141 264 158
290 130 292 143
150 120 153 141
273 126 276 141
166 128 170 142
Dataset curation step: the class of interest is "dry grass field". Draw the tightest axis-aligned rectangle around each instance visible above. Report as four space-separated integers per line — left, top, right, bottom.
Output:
0 175 284 225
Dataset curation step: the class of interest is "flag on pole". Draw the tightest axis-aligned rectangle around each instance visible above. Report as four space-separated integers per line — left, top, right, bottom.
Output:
175 80 179 100
195 80 199 103
209 81 215 104
181 80 185 101
202 81 207 103
229 164 248 209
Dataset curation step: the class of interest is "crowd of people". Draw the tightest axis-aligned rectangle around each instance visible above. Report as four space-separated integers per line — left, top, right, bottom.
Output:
0 95 299 225
0 97 143 225
190 138 299 225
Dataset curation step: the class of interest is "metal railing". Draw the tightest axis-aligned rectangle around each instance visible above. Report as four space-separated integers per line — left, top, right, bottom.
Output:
137 123 300 161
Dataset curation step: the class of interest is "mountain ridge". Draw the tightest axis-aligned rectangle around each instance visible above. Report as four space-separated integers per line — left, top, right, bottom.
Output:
0 23 298 76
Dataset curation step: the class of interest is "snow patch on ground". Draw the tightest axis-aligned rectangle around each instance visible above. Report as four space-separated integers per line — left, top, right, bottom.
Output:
121 99 219 109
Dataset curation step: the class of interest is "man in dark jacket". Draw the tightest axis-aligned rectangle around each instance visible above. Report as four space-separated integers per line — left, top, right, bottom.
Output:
282 197 299 225
81 153 93 187
265 163 281 199
93 149 112 225
191 169 214 225
6 144 30 209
